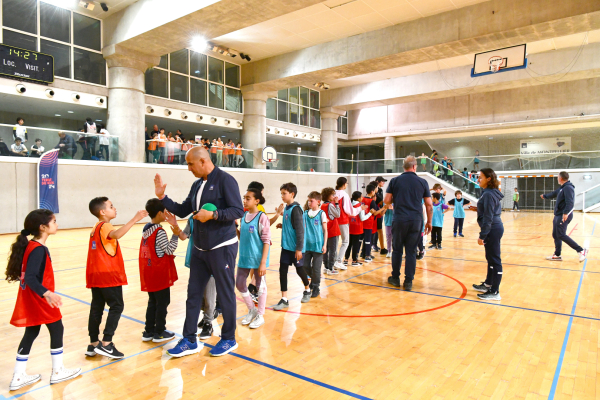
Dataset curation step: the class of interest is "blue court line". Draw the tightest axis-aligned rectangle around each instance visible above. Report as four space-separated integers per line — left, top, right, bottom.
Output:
427 255 600 274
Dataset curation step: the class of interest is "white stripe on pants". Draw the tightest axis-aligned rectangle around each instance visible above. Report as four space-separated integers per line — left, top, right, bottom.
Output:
337 224 350 263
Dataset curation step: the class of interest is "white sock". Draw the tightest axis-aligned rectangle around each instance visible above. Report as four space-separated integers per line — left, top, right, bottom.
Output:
51 348 64 370
281 297 288 302
14 353 28 375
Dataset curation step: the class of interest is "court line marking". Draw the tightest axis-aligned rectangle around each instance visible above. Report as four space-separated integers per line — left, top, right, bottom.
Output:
426 255 600 274
568 223 578 236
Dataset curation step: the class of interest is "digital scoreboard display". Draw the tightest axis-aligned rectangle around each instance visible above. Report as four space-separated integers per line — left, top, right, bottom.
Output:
0 44 54 84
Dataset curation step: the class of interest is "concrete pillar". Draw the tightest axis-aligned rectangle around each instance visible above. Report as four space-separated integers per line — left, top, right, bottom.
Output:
103 45 160 163
241 91 273 169
317 107 346 173
384 136 396 173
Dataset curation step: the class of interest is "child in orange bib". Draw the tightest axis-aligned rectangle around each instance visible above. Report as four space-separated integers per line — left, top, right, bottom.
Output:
85 197 148 360
7 210 81 391
140 199 180 343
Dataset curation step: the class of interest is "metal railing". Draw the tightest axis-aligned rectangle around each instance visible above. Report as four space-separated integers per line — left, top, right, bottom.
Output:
582 183 600 212
145 140 254 168
269 153 331 173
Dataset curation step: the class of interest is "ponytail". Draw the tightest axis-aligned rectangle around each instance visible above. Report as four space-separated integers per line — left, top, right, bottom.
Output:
5 209 54 282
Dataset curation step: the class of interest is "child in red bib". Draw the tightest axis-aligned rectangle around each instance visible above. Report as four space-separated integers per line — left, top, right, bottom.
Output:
320 187 341 275
7 210 81 391
140 199 181 343
86 197 148 360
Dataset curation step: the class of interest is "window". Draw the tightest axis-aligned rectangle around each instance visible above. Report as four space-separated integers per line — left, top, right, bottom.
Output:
310 90 319 109
41 39 70 78
277 100 288 122
73 13 101 51
225 62 239 88
300 87 309 106
40 2 70 43
225 87 242 113
158 54 168 69
190 51 207 79
145 68 168 98
337 112 348 134
2 29 37 51
290 104 299 124
266 98 277 120
267 87 320 128
208 57 223 84
289 87 298 104
190 78 207 106
310 110 321 129
3 0 37 34
209 83 224 109
170 73 189 102
74 48 106 85
170 49 188 75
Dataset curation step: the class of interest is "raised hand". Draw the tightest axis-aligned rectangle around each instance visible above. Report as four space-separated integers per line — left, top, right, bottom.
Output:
134 210 149 222
154 174 167 199
164 211 178 227
276 203 285 215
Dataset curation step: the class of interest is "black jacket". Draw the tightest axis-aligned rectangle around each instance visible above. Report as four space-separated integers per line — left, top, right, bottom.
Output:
543 181 575 216
161 167 244 251
477 188 504 240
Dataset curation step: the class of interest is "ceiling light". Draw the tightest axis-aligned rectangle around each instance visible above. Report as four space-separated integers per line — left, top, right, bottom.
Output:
67 111 74 113
78 1 94 10
313 82 330 90
100 2 108 12
55 114 61 116
95 119 102 122
529 135 533 137
583 174 592 180
416 141 419 142
191 37 207 52
455 141 460 142
204 129 208 132
488 137 493 139
221 135 226 137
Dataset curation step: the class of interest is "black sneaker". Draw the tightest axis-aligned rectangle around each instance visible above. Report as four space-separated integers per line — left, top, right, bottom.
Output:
373 246 381 252
436 245 442 250
477 290 501 301
248 283 257 296
94 342 124 359
380 248 388 255
343 260 348 265
403 280 413 291
428 244 436 249
416 251 424 260
250 292 258 304
472 282 491 293
198 319 205 330
142 331 154 342
388 276 401 287
311 289 320 298
199 323 213 340
85 344 97 357
213 308 221 320
153 330 175 343
272 299 289 311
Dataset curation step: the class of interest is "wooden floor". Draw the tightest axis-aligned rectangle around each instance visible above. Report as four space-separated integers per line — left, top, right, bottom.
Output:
1 211 599 400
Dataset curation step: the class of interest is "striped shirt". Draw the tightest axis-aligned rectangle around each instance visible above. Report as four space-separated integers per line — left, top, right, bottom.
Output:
142 224 178 256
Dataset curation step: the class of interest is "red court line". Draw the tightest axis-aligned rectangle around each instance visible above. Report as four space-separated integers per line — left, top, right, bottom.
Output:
270 267 467 318
569 223 578 236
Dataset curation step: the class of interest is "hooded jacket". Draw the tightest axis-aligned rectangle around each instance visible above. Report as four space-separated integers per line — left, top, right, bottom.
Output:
542 181 575 216
477 188 504 240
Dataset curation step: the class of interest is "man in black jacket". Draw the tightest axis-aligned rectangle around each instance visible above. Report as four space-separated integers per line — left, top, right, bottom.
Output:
154 147 244 357
541 171 587 262
54 131 77 159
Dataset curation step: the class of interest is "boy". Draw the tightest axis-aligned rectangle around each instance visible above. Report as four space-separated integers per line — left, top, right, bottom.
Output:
429 192 449 250
140 199 180 343
462 168 469 189
86 197 148 359
432 184 446 204
13 117 27 143
29 138 44 158
512 187 520 212
321 187 341 274
273 183 311 310
360 184 386 262
448 191 470 237
10 138 28 156
304 191 328 298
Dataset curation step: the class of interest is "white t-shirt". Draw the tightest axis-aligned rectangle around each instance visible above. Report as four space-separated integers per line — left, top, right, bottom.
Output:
13 125 27 141
11 143 27 153
31 145 44 154
99 129 110 145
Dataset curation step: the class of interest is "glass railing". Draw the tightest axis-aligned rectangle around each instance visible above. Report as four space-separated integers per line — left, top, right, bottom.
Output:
0 123 119 161
145 140 254 169
268 153 331 173
583 184 600 212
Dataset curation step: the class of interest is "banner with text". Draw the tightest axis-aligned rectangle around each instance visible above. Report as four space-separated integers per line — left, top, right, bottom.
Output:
520 137 571 155
38 149 59 213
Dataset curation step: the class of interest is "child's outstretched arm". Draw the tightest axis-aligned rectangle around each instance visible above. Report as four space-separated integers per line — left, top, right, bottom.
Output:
321 218 328 254
108 209 148 240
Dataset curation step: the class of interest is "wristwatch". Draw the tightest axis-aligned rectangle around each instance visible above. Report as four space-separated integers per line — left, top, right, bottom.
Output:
212 210 218 220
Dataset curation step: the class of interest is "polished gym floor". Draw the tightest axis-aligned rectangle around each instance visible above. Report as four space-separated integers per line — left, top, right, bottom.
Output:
0 211 598 399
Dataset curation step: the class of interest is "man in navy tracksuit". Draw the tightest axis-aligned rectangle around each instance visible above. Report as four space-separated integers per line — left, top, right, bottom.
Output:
154 147 244 357
541 171 588 262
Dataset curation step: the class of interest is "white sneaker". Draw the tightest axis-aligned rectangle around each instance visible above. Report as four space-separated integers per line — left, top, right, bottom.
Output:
249 314 264 329
50 366 82 385
241 308 258 325
579 249 588 263
336 262 347 270
9 372 41 391
325 268 339 275
546 254 562 261
386 252 392 258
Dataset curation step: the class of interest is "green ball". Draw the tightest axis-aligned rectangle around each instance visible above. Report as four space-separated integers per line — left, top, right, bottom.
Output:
201 203 217 212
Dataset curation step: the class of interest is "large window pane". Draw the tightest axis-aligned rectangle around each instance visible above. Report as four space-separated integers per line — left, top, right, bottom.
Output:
342 117 347 134
3 0 37 34
290 104 299 124
209 83 224 109
225 87 242 113
40 2 70 43
145 68 168 98
170 73 189 102
158 54 168 69
300 87 309 106
2 29 37 51
278 89 288 101
266 98 277 120
208 57 223 83
277 101 288 122
225 62 240 88
74 48 106 85
310 109 321 129
41 39 70 78
289 87 299 104
73 13 101 51
190 78 207 106
170 49 188 75
299 107 308 126
190 51 207 79
310 90 319 109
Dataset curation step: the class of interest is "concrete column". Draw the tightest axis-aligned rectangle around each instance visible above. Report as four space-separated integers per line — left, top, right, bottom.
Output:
384 136 396 173
241 89 276 169
317 107 346 173
103 45 160 163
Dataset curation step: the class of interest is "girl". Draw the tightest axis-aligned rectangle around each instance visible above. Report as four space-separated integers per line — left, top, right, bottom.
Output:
473 168 504 300
320 188 341 274
7 210 81 391
237 189 271 329
235 143 243 167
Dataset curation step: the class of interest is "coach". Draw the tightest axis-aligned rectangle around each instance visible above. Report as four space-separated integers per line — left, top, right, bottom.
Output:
384 156 433 290
540 171 588 262
154 147 244 357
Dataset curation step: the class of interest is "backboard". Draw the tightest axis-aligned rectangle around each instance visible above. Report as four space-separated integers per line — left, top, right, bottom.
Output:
262 146 277 163
471 44 527 77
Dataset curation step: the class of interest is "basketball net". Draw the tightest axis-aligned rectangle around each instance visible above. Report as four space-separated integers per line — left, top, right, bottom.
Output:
269 159 279 168
489 57 503 73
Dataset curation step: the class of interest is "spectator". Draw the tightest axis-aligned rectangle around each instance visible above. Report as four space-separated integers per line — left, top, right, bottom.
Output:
98 124 110 161
55 131 76 159
144 127 151 162
235 142 243 167
13 117 27 143
210 139 217 164
419 152 427 171
158 128 167 164
228 139 235 167
29 139 45 158
167 132 175 164
0 137 10 156
80 117 98 160
474 150 480 171
11 138 28 156
148 132 158 163
175 131 184 164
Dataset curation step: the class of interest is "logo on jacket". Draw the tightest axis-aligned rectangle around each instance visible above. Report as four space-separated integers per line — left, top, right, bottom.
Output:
209 185 214 191
225 264 229 269
249 226 255 233
91 241 97 250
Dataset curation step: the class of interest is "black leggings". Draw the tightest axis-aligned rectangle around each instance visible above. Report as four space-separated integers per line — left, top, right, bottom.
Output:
279 263 309 292
18 320 64 355
345 234 363 261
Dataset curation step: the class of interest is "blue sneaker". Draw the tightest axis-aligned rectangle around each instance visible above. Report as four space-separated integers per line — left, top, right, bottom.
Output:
209 339 238 357
459 233 464 237
166 338 202 358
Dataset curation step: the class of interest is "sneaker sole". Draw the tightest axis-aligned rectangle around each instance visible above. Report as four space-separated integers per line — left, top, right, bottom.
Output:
301 297 311 303
142 337 154 342
10 375 41 391
210 343 238 357
94 349 124 359
546 258 562 261
198 332 213 340
272 306 288 311
84 351 97 357
152 336 175 343
477 295 501 301
472 287 489 293
167 345 202 358
249 321 264 329
50 368 82 385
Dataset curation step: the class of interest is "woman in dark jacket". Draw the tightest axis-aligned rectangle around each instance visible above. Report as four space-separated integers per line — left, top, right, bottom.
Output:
473 168 504 300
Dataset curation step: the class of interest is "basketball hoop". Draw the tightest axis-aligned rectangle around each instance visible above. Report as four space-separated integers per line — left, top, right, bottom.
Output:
488 56 505 73
269 159 279 168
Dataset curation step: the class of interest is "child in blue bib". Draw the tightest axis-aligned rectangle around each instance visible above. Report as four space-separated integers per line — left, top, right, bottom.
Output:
448 190 471 237
429 192 449 250
303 191 328 298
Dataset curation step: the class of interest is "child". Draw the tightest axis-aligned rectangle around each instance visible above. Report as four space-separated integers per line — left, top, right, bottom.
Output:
420 152 427 171
448 191 470 237
432 184 446 204
273 183 311 310
417 200 427 260
462 168 469 189
237 189 271 329
345 191 371 266
512 187 520 212
321 187 341 274
86 197 148 359
429 192 449 250
303 191 328 298
471 171 481 197
360 184 385 262
7 209 81 391
140 199 180 343
13 117 27 143
11 138 28 156
384 203 394 259
29 139 44 158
